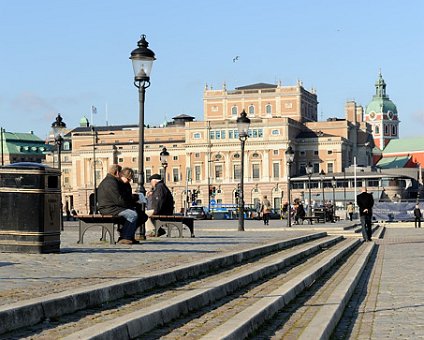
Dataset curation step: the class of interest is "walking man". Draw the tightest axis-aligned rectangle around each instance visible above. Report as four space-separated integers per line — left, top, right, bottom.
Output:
357 187 374 242
414 204 422 228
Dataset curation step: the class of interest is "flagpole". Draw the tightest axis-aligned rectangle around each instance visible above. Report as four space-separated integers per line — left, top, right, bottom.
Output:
105 103 108 126
91 106 94 128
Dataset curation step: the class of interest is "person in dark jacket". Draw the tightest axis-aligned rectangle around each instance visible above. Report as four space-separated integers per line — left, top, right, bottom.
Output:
356 187 374 241
97 164 138 244
119 167 148 237
413 204 422 228
146 174 174 236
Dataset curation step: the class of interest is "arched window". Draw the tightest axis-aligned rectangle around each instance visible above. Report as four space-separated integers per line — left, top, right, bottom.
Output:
392 125 397 135
265 104 272 114
375 126 380 134
248 105 255 115
231 106 238 116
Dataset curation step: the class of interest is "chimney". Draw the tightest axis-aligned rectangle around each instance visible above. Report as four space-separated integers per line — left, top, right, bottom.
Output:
345 101 357 123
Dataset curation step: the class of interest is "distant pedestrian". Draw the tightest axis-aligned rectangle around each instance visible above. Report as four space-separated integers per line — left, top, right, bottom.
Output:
413 204 422 228
357 187 374 242
260 195 271 225
347 202 355 221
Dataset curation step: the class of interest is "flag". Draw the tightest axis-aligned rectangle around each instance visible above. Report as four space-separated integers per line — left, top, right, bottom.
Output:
91 106 97 114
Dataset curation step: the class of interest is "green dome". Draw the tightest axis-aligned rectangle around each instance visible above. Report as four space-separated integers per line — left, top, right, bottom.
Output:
365 72 398 115
79 116 89 127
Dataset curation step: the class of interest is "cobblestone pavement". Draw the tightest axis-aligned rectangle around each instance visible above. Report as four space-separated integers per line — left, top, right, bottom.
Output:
335 225 424 339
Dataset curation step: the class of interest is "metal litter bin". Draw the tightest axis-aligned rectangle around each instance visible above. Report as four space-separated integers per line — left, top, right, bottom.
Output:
0 162 61 253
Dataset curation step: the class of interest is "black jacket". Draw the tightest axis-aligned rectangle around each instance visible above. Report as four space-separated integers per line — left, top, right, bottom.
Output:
97 174 132 216
356 192 374 216
151 181 174 215
414 208 422 218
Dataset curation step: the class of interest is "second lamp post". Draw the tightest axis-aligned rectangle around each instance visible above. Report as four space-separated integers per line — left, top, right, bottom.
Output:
236 110 250 232
160 147 170 183
285 146 295 227
306 162 313 217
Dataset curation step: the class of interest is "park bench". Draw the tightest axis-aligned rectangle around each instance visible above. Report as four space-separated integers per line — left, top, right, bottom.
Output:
151 215 195 238
77 214 123 244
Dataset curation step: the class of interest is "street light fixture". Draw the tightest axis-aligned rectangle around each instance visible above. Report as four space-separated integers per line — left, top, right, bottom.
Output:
285 145 295 227
51 113 66 230
306 162 313 216
236 110 250 232
332 175 337 220
319 169 326 206
130 34 156 239
160 147 170 183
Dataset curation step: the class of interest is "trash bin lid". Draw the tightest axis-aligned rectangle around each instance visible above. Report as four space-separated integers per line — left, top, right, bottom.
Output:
3 162 51 169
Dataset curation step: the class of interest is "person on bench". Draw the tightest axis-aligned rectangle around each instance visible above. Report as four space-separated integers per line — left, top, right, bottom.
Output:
97 164 139 245
145 173 174 237
119 167 148 239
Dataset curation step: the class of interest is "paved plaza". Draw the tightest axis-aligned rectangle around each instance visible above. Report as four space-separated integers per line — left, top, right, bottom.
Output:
0 219 423 338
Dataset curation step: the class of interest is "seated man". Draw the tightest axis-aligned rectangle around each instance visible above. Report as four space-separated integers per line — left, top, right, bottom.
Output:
97 164 139 244
145 174 174 237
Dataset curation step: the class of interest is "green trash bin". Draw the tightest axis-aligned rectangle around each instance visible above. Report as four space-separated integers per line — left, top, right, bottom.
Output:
0 162 61 253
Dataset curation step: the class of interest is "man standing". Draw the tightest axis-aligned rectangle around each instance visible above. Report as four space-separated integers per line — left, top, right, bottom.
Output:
260 195 271 225
357 187 374 242
413 204 422 228
97 164 139 244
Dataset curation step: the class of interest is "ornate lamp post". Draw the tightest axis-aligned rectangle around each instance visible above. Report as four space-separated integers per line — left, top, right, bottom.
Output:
319 169 326 206
51 113 66 230
332 176 337 220
160 147 170 183
306 162 313 216
285 145 295 227
130 34 156 239
236 110 250 232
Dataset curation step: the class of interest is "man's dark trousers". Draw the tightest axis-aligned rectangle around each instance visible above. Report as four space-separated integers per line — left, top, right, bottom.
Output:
360 215 372 241
415 217 422 228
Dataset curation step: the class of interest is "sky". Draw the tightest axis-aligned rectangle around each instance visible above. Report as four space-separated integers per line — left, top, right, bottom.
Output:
1 0 423 140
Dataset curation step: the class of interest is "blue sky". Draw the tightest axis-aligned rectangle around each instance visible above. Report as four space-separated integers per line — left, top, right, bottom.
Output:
1 0 423 140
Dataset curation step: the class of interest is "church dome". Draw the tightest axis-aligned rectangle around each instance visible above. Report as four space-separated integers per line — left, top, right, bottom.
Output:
79 116 90 127
365 72 398 116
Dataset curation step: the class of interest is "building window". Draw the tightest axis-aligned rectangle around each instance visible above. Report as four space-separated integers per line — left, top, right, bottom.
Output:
248 105 255 116
172 168 179 182
375 126 380 134
195 153 200 158
145 169 152 180
285 102 293 109
300 151 306 156
314 151 319 155
212 105 219 112
215 164 223 179
233 164 241 180
271 129 280 135
327 163 334 173
327 150 333 155
385 125 389 135
231 106 238 116
299 164 306 175
252 164 260 179
273 150 279 155
146 157 150 161
392 125 397 135
173 156 178 161
63 141 71 151
195 165 201 181
265 104 272 114
193 132 201 139
313 163 320 173
273 163 279 179
118 157 124 162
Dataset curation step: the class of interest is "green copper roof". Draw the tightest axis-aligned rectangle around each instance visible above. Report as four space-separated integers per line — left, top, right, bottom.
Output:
80 116 89 127
365 72 398 115
376 156 410 169
382 137 424 154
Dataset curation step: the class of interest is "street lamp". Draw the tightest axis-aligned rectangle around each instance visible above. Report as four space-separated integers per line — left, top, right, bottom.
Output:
130 34 156 239
332 176 337 220
51 113 66 230
319 169 326 206
285 145 295 227
236 110 250 232
306 162 313 216
91 126 98 214
160 147 170 183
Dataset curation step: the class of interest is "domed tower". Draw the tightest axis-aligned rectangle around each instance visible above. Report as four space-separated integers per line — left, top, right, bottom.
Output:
79 116 90 127
365 72 399 149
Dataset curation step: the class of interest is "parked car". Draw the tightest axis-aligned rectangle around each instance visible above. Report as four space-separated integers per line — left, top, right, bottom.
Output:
187 206 213 220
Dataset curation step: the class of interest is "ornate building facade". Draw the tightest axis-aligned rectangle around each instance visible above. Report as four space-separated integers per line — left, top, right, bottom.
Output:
54 80 376 214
